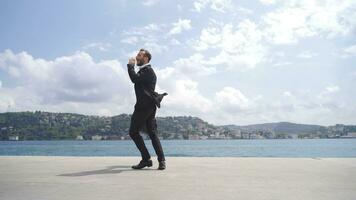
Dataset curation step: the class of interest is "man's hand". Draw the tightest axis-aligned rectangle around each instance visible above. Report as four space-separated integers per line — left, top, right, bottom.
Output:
128 57 136 66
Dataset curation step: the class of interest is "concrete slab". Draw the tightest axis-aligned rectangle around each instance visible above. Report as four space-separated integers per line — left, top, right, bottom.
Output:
0 156 355 200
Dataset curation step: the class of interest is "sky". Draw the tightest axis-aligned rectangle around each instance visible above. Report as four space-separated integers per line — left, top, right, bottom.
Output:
0 0 356 126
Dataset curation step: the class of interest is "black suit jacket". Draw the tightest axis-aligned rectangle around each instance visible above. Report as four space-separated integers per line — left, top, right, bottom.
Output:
127 64 156 109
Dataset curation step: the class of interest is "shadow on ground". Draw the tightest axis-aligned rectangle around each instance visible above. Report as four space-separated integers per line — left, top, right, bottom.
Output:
58 165 155 177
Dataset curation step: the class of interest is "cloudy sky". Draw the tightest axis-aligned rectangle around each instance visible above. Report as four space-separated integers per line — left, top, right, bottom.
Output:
0 0 356 126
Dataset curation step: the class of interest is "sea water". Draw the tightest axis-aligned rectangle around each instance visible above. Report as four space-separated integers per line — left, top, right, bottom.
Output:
0 139 355 157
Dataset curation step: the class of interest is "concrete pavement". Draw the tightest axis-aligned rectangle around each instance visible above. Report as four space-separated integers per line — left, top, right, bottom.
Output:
0 156 355 200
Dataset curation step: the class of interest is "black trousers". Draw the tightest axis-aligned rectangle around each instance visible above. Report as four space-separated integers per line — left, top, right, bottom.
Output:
129 105 165 162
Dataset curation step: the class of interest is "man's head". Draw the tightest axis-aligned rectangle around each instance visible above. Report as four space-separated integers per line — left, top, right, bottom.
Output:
136 48 151 66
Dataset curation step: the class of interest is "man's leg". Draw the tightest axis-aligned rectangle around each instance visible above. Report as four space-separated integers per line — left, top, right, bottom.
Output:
146 106 165 162
129 109 151 161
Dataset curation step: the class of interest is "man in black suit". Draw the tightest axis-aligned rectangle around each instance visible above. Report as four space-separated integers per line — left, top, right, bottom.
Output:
127 49 166 170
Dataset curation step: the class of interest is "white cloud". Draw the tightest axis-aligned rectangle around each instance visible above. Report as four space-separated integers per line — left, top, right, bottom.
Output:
169 19 192 35
142 0 160 6
143 41 168 55
261 0 356 44
193 19 266 70
235 7 254 15
171 53 217 76
155 64 259 124
283 91 293 97
170 38 181 45
275 51 285 57
273 61 292 67
236 87 354 125
326 86 339 93
206 85 353 125
0 50 133 115
155 67 176 81
215 87 250 111
193 25 222 51
297 50 318 58
82 42 112 52
189 0 356 72
154 55 217 96
262 7 316 44
163 79 213 115
259 0 277 5
193 0 233 13
156 77 261 125
317 85 340 99
122 23 164 36
121 36 138 44
193 0 208 12
155 67 265 125
142 23 162 31
343 44 356 56
121 23 169 55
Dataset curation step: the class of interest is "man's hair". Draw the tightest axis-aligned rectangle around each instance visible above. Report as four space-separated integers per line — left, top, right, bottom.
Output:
140 48 152 62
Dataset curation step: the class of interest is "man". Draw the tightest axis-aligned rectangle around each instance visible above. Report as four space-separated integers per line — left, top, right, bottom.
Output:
127 49 166 170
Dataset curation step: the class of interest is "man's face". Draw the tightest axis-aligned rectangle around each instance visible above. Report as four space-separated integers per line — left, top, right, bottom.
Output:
136 51 147 66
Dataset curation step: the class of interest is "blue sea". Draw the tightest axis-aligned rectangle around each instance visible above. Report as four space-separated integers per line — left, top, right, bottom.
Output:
0 139 355 157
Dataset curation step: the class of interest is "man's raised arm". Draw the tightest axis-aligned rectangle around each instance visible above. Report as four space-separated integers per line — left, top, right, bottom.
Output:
127 58 152 84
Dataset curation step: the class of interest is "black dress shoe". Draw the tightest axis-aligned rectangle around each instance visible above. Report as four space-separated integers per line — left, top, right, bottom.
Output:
158 161 166 170
132 160 153 169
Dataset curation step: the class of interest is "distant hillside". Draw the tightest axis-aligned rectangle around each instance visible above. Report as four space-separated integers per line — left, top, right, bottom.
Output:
0 111 219 140
1 111 355 140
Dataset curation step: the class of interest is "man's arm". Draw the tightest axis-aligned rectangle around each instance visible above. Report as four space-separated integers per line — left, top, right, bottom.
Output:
127 63 152 84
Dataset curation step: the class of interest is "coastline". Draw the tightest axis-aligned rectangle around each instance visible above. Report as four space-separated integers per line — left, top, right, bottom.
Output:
0 156 355 200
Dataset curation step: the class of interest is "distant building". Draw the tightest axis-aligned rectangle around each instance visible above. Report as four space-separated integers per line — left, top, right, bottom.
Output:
218 134 226 139
341 132 356 138
8 136 19 141
215 132 220 138
232 130 242 139
91 135 103 140
347 132 356 137
176 135 184 140
188 135 199 140
249 133 259 139
76 135 84 140
241 133 250 139
200 135 209 140
289 134 298 139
